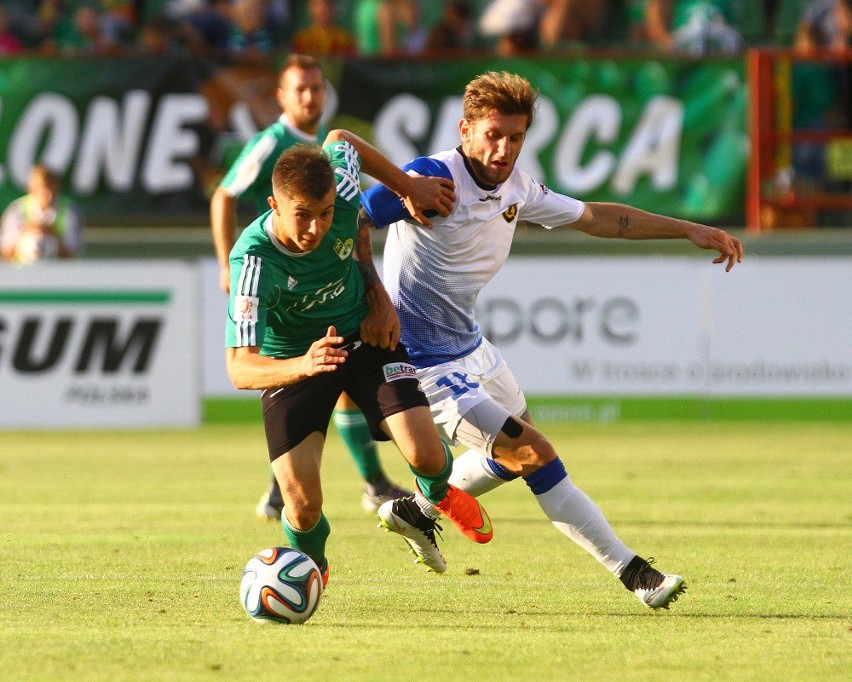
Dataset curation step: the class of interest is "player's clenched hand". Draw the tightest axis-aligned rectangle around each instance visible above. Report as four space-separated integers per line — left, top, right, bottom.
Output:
687 225 744 272
301 326 347 376
360 293 401 350
401 173 456 228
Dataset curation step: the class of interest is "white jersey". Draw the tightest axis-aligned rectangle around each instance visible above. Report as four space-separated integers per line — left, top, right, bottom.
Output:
361 147 585 367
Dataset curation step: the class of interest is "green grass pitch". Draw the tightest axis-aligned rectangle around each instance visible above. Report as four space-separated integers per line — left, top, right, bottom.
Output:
1 420 850 681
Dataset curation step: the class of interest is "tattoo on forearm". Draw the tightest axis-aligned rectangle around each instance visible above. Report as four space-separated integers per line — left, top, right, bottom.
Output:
355 223 380 287
617 214 630 237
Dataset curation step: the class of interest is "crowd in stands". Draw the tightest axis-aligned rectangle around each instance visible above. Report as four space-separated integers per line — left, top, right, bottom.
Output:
0 1 849 59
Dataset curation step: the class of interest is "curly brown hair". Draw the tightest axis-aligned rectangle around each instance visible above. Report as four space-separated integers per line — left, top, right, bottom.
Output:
463 71 538 129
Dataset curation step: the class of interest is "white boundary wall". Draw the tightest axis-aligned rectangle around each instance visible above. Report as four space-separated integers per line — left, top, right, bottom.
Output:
201 256 852 398
0 261 200 428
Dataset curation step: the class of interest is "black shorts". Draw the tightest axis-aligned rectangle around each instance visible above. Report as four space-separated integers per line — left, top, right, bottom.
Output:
261 338 429 461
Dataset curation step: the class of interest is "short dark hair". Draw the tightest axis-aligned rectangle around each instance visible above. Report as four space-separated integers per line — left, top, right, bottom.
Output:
280 54 324 80
272 145 335 201
463 71 538 129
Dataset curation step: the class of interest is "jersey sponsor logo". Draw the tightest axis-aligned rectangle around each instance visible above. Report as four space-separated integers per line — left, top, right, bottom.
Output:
502 203 518 222
287 275 297 290
334 238 354 260
234 295 259 322
285 279 345 313
383 362 417 383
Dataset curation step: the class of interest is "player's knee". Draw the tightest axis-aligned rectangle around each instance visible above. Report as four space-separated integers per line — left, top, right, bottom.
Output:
407 444 447 476
512 434 557 469
285 497 323 529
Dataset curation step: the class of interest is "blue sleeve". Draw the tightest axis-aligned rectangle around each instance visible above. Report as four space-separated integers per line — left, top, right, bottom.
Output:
361 157 453 229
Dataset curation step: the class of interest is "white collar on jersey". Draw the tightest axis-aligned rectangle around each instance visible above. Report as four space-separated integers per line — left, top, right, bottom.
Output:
279 114 319 143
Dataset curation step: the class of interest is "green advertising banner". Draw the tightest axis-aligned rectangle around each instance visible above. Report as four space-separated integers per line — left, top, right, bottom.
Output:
0 55 747 224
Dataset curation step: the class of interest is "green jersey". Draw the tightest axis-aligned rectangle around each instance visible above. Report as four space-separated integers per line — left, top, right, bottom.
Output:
226 140 368 358
219 115 330 213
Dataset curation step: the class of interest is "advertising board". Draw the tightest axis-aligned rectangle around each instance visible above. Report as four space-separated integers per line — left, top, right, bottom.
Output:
0 261 200 428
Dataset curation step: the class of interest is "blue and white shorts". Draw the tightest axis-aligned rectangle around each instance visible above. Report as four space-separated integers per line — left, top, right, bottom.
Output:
416 337 527 454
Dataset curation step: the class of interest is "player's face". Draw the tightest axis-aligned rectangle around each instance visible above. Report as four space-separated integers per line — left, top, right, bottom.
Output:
28 175 57 211
268 187 336 254
278 66 326 134
459 110 528 187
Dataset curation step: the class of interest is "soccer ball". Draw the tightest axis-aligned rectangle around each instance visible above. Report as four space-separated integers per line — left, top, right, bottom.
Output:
239 547 324 624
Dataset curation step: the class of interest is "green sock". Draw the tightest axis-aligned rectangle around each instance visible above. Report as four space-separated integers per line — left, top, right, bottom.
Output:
281 512 330 571
409 440 453 505
333 409 385 484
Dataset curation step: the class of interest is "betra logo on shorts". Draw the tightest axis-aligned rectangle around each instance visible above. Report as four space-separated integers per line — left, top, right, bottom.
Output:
383 362 417 382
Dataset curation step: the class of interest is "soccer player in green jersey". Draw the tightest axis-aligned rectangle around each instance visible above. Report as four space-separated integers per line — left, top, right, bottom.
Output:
225 133 492 580
211 54 411 519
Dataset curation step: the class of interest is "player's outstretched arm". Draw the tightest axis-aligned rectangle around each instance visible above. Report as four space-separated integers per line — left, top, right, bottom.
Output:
226 327 348 390
210 187 240 293
354 218 400 350
324 129 455 226
570 202 744 271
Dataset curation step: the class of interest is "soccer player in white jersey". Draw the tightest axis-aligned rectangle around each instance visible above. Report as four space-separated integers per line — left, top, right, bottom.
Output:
210 54 411 519
361 71 743 609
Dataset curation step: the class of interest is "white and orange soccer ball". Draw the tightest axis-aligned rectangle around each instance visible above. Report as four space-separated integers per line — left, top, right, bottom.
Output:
239 547 324 624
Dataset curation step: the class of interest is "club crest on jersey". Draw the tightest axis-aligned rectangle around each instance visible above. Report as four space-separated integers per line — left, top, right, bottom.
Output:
334 238 354 260
502 203 518 222
287 275 297 290
383 362 417 383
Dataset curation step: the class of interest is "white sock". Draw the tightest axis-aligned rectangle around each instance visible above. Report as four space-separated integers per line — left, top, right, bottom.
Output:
413 491 441 519
534 476 635 576
448 450 511 497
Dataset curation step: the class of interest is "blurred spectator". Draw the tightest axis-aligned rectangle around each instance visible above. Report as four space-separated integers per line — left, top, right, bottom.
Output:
795 0 851 52
398 0 428 53
426 0 477 51
787 0 852 193
353 0 424 55
172 0 233 54
41 2 124 56
292 0 357 55
478 0 541 55
0 6 26 55
538 0 607 47
1 165 83 266
134 14 185 54
642 0 744 55
99 0 137 41
225 0 277 58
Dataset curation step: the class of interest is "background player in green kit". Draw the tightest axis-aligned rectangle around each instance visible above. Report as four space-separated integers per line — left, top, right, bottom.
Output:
224 133 492 582
211 54 411 519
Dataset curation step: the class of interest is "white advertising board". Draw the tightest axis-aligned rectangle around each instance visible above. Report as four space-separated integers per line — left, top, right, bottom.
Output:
0 261 201 427
477 257 852 396
201 255 852 398
201 258 246 397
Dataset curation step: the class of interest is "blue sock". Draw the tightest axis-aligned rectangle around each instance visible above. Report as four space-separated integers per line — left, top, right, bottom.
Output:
486 457 518 481
523 458 568 495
